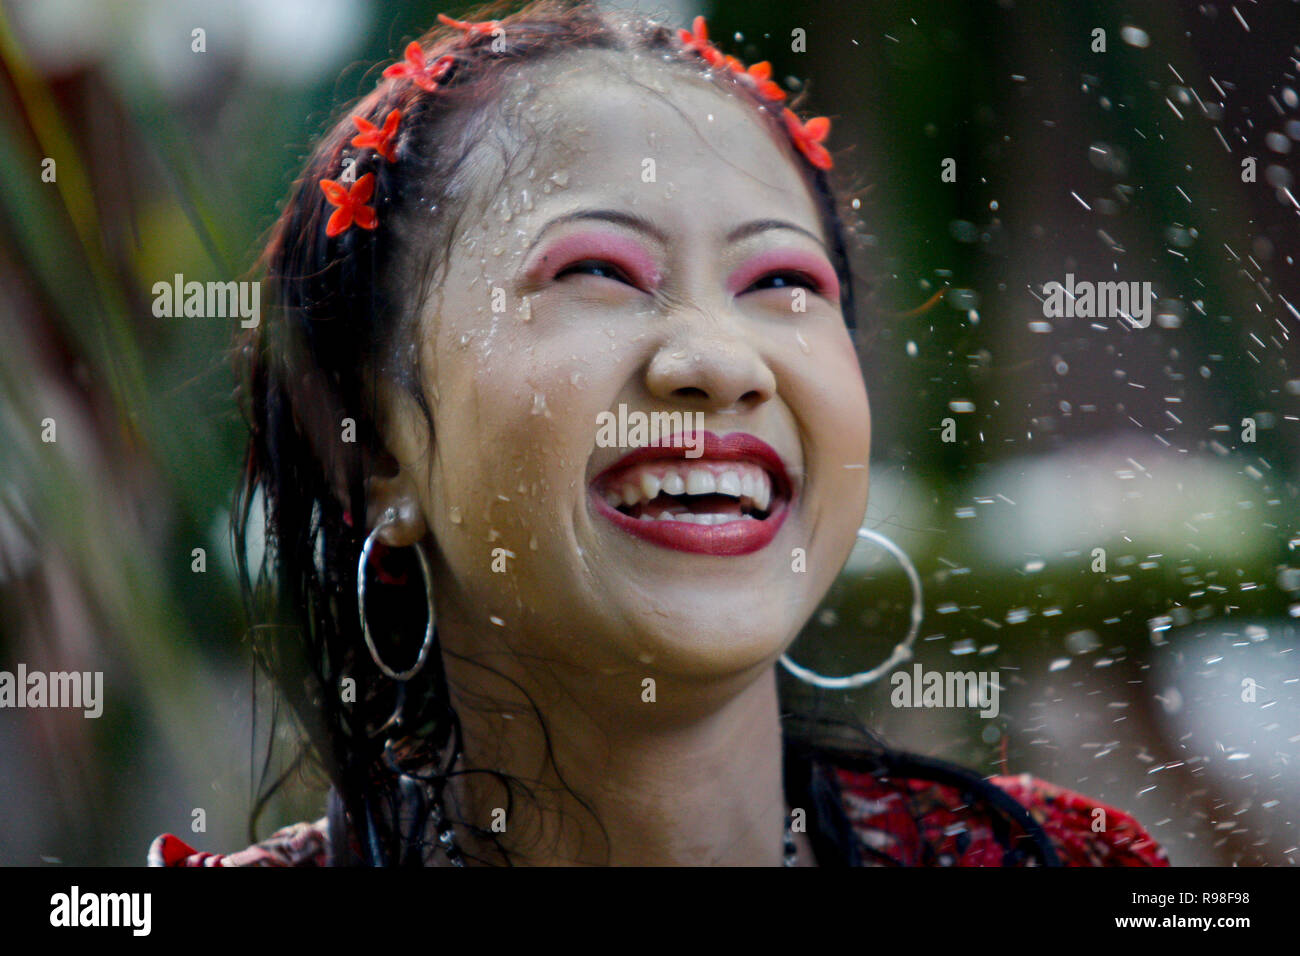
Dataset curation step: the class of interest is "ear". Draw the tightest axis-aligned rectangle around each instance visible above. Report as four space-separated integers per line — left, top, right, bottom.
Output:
365 463 429 547
365 370 433 546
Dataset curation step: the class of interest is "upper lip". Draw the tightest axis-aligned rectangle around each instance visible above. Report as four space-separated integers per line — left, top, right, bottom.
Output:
590 430 794 501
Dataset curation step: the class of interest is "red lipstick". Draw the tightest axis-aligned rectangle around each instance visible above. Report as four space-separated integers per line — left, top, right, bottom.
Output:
589 431 793 556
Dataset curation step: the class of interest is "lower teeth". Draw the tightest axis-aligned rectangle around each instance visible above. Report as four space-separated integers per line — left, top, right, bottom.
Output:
636 513 757 524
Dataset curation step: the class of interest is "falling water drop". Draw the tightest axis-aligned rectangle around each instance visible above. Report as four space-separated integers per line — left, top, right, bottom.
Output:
1120 25 1150 48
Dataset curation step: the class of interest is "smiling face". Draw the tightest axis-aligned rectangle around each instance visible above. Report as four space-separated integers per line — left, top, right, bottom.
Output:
380 49 871 692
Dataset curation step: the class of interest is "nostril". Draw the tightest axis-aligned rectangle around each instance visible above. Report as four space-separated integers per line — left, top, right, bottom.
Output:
672 386 709 401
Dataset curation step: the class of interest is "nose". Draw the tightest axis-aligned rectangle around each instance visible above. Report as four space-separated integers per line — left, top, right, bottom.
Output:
644 310 777 414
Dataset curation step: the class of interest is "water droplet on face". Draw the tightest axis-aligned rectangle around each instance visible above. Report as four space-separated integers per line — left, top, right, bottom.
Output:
906 340 918 357
449 506 462 524
520 297 532 322
549 169 570 187
569 371 583 387
529 535 538 551
796 332 811 354
531 392 550 416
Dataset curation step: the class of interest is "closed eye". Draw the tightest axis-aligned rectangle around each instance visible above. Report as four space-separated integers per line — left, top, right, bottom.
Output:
554 259 638 287
744 270 824 294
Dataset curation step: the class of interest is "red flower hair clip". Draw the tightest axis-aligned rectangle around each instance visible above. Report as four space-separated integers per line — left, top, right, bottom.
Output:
382 42 454 92
677 16 828 169
320 173 377 237
727 57 786 102
678 16 725 69
351 109 402 162
437 12 501 36
781 109 832 170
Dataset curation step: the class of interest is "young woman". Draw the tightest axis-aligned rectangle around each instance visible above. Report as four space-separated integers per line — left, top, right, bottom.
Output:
149 1 1166 867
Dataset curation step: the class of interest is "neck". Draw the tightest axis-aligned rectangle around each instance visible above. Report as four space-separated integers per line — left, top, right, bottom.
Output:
436 618 799 866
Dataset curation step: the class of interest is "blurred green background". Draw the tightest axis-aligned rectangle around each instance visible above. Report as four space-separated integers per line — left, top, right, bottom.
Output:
0 0 1296 865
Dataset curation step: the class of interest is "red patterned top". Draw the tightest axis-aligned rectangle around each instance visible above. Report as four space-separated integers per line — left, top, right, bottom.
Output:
148 765 1168 867
831 768 1168 867
149 818 329 868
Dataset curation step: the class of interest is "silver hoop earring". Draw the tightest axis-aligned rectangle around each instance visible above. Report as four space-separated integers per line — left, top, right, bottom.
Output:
357 511 436 682
779 526 923 690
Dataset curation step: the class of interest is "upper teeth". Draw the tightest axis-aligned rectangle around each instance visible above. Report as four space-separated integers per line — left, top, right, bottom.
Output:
601 461 772 511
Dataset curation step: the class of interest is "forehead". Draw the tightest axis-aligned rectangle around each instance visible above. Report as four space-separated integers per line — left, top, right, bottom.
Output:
472 49 822 230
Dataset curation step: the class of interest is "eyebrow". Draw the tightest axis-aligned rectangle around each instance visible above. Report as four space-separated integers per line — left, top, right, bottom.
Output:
527 209 830 256
725 218 829 254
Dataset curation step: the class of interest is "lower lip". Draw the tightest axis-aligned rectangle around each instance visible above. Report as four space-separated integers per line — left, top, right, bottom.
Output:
589 492 790 556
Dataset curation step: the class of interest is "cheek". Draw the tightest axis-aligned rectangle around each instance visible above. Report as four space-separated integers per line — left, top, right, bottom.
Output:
427 341 606 539
799 327 871 451
783 327 871 551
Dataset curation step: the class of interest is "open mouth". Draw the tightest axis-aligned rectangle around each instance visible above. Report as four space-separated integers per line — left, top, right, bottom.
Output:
588 432 793 555
599 460 776 523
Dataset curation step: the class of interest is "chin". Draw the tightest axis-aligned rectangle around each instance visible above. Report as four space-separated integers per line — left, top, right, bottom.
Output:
608 588 810 680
